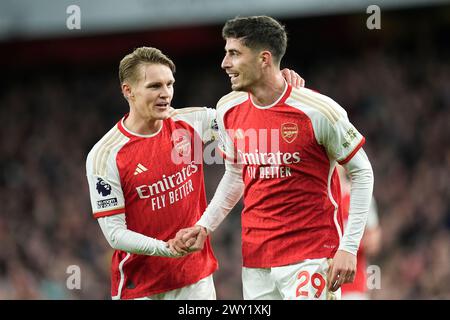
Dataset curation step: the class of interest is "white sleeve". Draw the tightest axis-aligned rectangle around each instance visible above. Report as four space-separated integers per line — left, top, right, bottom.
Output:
86 149 126 218
97 214 178 257
216 111 237 162
196 160 244 232
338 148 374 255
312 97 365 164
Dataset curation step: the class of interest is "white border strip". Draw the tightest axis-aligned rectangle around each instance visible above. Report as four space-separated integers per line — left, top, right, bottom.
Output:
111 252 131 300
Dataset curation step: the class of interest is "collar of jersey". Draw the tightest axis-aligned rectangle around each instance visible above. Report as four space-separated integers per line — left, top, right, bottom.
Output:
249 79 291 109
118 114 164 138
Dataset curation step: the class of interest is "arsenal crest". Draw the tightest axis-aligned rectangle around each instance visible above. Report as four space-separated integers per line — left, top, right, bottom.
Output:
281 123 298 143
173 135 191 157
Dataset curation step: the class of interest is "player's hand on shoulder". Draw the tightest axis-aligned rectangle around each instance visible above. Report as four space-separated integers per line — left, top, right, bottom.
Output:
281 68 305 89
326 250 357 292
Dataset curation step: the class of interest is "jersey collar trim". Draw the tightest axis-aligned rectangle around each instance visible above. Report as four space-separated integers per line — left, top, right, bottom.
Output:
117 114 164 138
249 79 292 109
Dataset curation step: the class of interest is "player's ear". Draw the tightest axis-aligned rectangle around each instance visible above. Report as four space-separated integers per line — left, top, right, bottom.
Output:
260 51 272 68
122 83 133 101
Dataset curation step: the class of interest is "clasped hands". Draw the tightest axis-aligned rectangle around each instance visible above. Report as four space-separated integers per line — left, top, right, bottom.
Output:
166 226 356 293
167 225 208 256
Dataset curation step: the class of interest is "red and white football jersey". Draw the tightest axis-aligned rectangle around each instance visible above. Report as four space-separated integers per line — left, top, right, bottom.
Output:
86 108 218 299
216 84 365 268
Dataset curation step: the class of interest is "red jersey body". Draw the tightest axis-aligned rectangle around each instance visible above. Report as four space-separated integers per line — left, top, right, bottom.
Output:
216 85 365 268
86 108 218 299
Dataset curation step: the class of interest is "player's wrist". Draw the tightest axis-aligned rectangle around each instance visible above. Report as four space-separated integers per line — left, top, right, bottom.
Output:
196 224 210 235
337 246 357 256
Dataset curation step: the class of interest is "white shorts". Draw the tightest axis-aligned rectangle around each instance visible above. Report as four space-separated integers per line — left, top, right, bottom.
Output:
242 258 341 300
133 274 216 300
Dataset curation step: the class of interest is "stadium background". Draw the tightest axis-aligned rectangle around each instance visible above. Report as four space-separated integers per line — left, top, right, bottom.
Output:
0 0 449 299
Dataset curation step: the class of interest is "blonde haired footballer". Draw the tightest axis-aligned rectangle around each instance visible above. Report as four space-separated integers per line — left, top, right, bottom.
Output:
86 47 218 299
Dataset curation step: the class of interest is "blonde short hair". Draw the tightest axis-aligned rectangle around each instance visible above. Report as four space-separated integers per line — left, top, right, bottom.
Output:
118 47 176 85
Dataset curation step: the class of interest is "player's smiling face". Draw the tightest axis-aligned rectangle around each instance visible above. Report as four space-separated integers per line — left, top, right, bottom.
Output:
222 38 262 91
128 63 174 121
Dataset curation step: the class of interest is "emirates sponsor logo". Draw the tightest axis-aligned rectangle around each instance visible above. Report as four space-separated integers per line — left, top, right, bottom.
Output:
135 161 198 198
238 149 301 165
135 161 198 211
281 123 298 143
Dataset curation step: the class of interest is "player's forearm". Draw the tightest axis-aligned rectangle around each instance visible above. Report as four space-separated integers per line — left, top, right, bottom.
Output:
196 161 244 232
109 228 174 257
98 214 176 257
339 149 374 255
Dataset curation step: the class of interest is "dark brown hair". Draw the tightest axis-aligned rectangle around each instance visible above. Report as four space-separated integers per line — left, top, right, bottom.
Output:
222 16 287 64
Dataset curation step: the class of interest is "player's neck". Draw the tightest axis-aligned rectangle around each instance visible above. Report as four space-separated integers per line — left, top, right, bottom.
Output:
249 72 286 107
124 113 162 136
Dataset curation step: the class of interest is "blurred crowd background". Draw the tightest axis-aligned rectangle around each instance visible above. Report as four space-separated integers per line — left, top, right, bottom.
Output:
0 1 449 299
